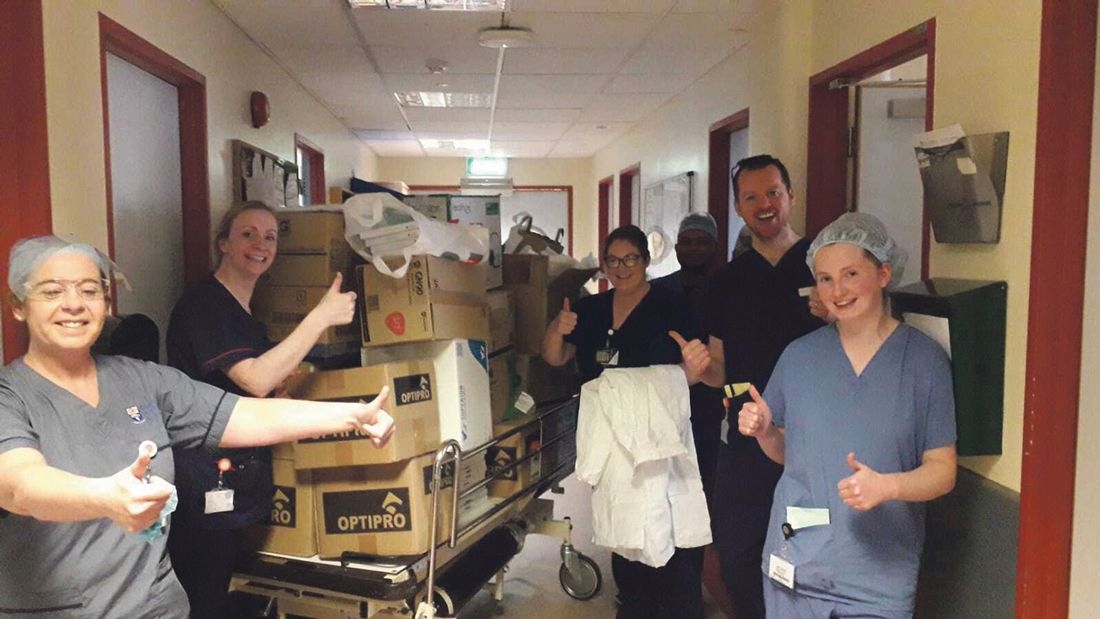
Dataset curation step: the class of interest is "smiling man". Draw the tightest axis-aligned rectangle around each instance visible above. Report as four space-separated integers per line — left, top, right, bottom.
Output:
698 154 824 619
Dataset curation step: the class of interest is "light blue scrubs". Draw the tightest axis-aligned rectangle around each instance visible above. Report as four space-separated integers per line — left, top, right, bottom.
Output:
760 323 956 616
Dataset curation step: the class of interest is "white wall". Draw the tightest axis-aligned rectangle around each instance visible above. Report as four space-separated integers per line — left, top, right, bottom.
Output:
1069 8 1100 616
40 0 378 256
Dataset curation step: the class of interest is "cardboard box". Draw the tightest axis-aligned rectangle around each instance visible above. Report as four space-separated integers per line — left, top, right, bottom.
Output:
359 257 489 347
313 452 489 559
403 195 503 290
246 458 316 556
362 340 493 451
486 289 515 354
285 361 441 469
514 353 582 405
489 350 520 424
252 284 361 345
502 254 598 354
262 245 363 288
486 420 541 499
274 210 346 254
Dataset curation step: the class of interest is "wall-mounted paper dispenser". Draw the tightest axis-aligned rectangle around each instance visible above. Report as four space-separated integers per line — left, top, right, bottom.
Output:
915 127 1009 244
890 279 1006 456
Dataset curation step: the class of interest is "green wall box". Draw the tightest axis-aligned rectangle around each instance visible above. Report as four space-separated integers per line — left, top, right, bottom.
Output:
890 279 1007 456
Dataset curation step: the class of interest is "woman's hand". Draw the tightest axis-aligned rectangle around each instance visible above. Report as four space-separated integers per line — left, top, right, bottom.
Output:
309 273 357 328
737 384 772 437
837 452 898 511
351 386 395 448
808 288 836 323
102 449 175 533
549 298 578 337
669 331 710 384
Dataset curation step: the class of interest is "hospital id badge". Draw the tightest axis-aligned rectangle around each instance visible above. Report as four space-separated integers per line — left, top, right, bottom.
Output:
204 488 234 514
768 553 795 589
768 521 796 589
595 347 619 367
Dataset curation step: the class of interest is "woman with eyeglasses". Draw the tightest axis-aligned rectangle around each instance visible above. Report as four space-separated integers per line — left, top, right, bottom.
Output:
164 201 358 618
0 235 392 618
542 224 712 619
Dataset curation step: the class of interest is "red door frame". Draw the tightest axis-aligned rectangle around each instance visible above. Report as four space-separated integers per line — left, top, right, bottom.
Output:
99 14 210 288
806 20 935 280
295 134 326 206
1017 1 1097 616
597 176 613 293
618 164 640 228
1 0 53 363
708 108 750 259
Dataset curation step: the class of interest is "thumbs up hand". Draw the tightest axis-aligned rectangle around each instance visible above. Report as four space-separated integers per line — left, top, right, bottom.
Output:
837 452 895 511
550 298 578 337
310 273 357 328
103 443 175 532
737 384 771 438
669 330 710 384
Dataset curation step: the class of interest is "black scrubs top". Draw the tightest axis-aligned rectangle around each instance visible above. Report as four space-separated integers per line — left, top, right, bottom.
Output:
565 284 695 384
166 274 275 530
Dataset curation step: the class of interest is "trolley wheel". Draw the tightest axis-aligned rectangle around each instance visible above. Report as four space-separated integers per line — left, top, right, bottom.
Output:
558 553 602 601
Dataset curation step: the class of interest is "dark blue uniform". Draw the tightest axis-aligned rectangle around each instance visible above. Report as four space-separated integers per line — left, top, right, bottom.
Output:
702 238 822 619
166 274 275 619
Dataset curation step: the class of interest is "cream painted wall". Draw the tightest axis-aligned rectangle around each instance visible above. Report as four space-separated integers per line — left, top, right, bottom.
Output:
592 2 813 257
1069 8 1100 616
810 2 1040 491
40 0 378 256
377 157 595 254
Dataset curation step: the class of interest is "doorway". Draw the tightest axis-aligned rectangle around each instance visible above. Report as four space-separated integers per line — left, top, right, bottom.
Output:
806 20 934 279
105 53 183 361
708 108 749 260
597 176 613 292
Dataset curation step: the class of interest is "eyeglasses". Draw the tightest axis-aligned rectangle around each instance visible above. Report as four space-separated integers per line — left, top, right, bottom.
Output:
604 254 642 268
24 278 109 302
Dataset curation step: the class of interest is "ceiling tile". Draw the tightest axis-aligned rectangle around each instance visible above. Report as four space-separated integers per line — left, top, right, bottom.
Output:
385 73 497 94
511 12 660 49
499 74 610 97
411 122 489 139
561 122 632 140
619 44 733 74
641 12 736 49
577 94 668 122
495 91 595 109
403 107 491 123
672 0 738 13
490 122 571 141
604 73 695 94
485 141 554 157
214 0 358 49
351 9 500 48
509 0 676 14
502 48 627 75
371 44 499 74
356 129 416 141
493 108 581 123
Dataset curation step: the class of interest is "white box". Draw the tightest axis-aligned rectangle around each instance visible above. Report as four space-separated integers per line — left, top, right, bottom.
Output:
363 339 493 451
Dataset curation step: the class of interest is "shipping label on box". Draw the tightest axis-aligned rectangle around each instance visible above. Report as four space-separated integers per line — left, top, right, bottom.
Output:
252 284 361 345
246 458 316 557
286 361 441 469
274 210 347 254
486 420 541 499
362 339 493 450
359 257 489 347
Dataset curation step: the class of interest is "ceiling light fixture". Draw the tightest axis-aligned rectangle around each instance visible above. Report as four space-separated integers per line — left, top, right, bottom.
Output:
478 26 533 49
348 0 507 11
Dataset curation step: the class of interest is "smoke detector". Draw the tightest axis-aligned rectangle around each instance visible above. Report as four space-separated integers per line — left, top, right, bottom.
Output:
478 26 533 49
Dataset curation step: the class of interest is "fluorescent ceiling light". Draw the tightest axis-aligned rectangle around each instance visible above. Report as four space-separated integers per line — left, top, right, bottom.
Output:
419 138 490 151
394 91 493 108
348 0 507 10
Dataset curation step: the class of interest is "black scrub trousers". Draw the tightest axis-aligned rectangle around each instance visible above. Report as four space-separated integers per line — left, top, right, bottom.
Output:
701 239 822 619
566 284 706 619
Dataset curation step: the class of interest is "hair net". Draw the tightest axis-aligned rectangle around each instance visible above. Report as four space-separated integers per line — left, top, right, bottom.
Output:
7 235 123 301
678 212 718 241
806 212 907 286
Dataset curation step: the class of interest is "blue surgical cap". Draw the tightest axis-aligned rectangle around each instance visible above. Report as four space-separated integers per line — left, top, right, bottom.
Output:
806 212 907 286
7 235 117 301
678 212 718 241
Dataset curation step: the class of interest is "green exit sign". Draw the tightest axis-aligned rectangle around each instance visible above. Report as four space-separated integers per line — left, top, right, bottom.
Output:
466 157 508 178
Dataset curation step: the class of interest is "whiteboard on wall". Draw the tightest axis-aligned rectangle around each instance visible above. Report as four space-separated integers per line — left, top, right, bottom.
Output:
642 171 693 278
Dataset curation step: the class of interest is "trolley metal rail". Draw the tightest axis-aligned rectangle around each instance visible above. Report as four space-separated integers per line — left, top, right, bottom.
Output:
230 396 601 619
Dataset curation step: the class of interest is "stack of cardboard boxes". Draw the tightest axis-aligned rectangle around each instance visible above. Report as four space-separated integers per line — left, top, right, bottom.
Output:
247 199 592 560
